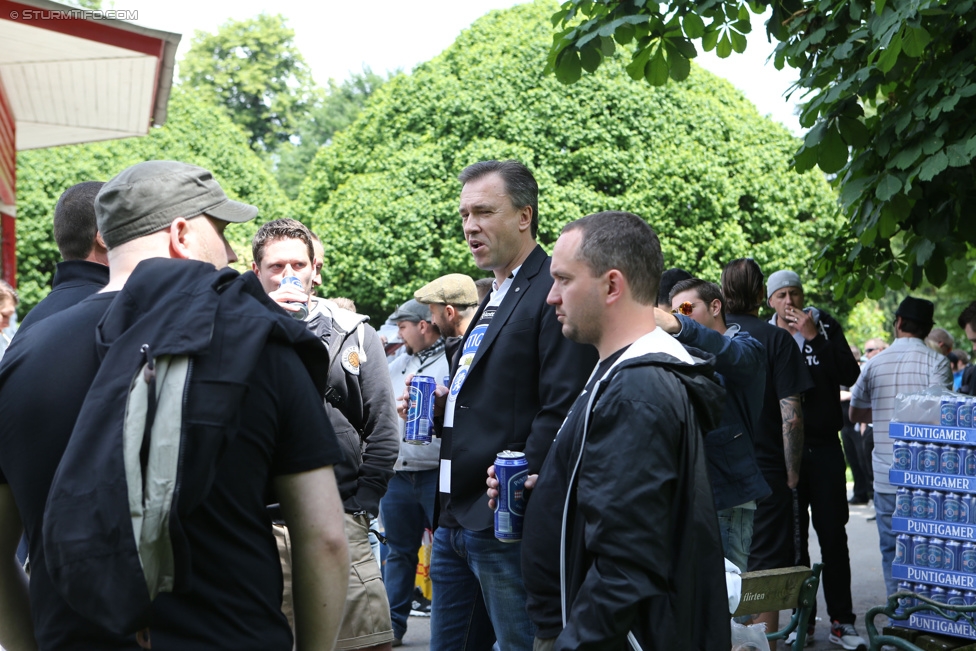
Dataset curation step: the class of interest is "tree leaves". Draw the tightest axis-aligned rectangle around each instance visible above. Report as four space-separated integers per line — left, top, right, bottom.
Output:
547 0 976 299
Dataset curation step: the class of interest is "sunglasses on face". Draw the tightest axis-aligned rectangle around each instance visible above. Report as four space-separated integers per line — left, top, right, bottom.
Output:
865 348 878 353
671 302 697 316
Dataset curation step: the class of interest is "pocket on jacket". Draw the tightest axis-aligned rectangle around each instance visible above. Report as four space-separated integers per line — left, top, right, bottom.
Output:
497 317 534 336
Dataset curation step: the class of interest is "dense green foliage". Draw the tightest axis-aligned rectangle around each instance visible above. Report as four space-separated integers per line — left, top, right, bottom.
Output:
180 14 315 154
299 0 842 323
14 88 290 316
276 69 389 199
546 0 976 302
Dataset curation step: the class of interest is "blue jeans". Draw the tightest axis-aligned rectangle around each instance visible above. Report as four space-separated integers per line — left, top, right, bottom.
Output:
875 491 898 597
717 502 755 573
380 470 438 639
430 526 535 651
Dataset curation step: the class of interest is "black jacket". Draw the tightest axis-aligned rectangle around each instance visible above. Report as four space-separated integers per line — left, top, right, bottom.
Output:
439 244 598 531
770 308 860 445
42 259 331 635
18 260 109 332
526 334 730 651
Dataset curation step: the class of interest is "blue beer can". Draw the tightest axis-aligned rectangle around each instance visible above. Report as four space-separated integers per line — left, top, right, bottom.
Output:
960 398 974 429
913 536 929 567
927 491 944 521
404 375 436 445
494 450 528 542
895 487 912 518
894 534 910 565
943 398 960 426
928 538 945 569
893 440 912 471
898 581 915 609
278 276 309 320
921 444 941 473
948 589 966 606
963 541 976 573
915 583 931 603
910 441 924 471
945 540 962 571
966 448 976 476
944 493 964 522
931 585 948 603
965 591 976 606
912 489 929 519
962 495 972 524
442 375 451 387
942 445 962 475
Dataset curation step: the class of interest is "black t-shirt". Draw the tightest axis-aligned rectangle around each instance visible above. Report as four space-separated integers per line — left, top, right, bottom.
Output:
0 293 342 650
522 348 622 638
725 314 813 474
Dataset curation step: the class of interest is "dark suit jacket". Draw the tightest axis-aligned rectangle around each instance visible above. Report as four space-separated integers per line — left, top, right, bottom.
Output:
439 244 598 532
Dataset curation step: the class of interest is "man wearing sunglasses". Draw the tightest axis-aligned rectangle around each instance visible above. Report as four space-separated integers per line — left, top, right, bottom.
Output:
654 278 770 574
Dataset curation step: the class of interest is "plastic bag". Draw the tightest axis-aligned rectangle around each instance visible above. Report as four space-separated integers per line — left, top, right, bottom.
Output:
730 619 769 651
891 386 960 426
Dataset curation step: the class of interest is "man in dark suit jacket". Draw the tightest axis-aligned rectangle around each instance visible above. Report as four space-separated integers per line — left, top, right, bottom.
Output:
427 160 596 651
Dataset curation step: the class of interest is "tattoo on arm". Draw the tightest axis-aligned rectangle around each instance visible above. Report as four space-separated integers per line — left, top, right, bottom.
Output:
780 395 804 477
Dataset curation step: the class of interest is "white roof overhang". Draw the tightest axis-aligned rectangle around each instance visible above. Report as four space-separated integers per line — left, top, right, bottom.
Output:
0 0 180 150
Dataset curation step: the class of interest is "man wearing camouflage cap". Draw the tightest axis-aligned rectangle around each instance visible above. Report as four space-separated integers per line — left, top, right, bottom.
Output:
414 273 480 366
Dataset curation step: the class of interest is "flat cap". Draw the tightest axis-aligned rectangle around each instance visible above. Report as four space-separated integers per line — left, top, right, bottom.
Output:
414 273 479 307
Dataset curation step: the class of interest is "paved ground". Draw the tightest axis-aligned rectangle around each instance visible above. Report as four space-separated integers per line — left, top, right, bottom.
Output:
394 487 892 650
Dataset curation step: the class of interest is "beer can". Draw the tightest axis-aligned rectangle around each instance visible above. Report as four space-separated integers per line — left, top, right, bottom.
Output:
941 445 962 476
894 534 910 565
279 276 309 320
912 489 929 520
943 398 960 426
965 590 976 606
948 589 966 606
921 444 941 473
966 447 976 476
962 495 972 524
945 540 962 572
494 450 528 542
893 440 912 471
404 376 437 445
915 583 931 603
927 491 944 521
910 441 924 471
963 542 976 573
960 398 974 429
442 375 451 387
944 493 964 523
895 487 912 518
931 585 948 603
927 537 945 569
898 581 915 610
913 536 929 567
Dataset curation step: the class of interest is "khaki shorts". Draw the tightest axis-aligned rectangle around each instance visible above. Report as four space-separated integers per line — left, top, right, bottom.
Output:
275 513 393 650
335 512 393 649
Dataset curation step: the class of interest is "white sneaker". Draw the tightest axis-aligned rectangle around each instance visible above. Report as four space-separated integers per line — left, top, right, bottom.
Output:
828 621 867 651
784 626 815 647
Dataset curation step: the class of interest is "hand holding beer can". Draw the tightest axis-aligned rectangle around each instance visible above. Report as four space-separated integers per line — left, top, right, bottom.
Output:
405 376 436 445
279 276 309 320
494 451 528 542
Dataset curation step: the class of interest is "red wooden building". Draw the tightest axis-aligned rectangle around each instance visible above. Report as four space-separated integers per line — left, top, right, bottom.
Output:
0 0 179 285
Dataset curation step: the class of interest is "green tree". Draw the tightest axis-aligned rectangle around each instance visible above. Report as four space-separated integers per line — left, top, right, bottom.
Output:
300 1 841 323
545 0 976 302
276 68 389 199
15 87 291 316
179 14 315 154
